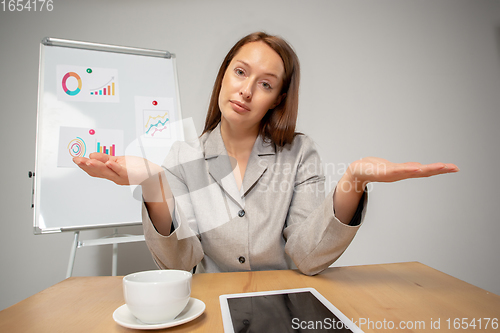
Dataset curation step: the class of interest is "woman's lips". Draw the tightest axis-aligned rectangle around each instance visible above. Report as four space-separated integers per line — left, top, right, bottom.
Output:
230 100 250 112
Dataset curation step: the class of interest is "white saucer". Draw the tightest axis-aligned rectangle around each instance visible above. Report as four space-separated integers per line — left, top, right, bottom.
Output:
113 298 205 330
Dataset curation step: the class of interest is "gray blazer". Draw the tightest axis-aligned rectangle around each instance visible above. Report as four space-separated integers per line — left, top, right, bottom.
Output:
142 124 366 275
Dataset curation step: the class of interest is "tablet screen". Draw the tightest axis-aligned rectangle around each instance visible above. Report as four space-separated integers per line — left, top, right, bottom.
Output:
220 289 361 332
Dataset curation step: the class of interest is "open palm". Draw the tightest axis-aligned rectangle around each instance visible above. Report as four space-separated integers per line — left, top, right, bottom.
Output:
73 153 162 186
348 157 459 184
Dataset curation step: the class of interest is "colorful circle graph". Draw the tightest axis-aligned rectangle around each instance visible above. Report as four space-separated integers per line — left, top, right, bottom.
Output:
62 72 82 96
68 137 86 158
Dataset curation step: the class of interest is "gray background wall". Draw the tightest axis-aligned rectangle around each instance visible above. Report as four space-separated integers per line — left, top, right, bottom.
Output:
1 0 499 311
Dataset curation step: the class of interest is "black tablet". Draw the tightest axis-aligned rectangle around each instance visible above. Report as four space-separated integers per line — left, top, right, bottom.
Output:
220 288 363 332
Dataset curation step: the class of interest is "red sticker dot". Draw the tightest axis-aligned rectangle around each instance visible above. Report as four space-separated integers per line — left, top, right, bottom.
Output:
89 129 95 135
152 101 158 106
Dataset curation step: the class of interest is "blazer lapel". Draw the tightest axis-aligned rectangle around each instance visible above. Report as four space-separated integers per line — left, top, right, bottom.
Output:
242 136 276 196
205 125 244 208
205 124 276 203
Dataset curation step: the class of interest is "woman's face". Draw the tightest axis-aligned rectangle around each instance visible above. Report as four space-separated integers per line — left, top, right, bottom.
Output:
218 41 285 134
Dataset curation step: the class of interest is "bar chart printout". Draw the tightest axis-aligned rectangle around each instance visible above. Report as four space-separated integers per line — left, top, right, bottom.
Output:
56 65 119 103
90 82 116 96
57 127 123 168
97 142 116 156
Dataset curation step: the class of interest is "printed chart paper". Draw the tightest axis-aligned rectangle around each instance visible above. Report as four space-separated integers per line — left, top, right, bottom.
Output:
135 96 175 140
56 65 119 103
58 126 124 168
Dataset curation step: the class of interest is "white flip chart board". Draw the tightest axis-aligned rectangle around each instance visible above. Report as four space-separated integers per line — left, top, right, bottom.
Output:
34 38 183 233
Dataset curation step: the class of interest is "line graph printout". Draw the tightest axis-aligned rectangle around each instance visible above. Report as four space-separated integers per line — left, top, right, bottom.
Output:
144 110 170 138
56 65 119 103
135 97 176 140
130 96 184 167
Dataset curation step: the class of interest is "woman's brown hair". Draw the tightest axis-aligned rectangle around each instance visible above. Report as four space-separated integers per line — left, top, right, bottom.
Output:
202 32 300 147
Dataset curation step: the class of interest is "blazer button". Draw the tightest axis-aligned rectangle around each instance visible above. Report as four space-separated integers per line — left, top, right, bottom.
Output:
238 210 245 217
238 256 246 264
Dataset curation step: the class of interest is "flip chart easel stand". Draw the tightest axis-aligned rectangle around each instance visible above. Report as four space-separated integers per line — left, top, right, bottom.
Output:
34 37 181 278
66 229 145 278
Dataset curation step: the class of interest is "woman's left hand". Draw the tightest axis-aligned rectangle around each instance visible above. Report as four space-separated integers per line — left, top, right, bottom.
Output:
334 157 459 224
346 157 459 185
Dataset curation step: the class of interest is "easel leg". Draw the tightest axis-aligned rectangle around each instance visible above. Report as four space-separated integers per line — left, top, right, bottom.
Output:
66 231 80 278
64 229 144 277
112 228 118 276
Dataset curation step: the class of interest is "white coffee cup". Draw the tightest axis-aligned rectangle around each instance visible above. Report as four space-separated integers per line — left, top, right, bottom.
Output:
123 270 192 324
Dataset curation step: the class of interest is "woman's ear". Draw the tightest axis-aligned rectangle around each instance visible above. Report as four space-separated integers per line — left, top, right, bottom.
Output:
271 93 286 109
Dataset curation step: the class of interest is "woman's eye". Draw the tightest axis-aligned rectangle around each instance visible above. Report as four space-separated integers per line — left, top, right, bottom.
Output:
262 82 272 90
235 68 245 76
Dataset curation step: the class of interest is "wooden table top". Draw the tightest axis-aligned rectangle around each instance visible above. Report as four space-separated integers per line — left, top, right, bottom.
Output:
1 262 499 332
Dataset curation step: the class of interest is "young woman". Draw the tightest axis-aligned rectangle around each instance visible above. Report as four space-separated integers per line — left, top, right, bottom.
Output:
74 32 458 275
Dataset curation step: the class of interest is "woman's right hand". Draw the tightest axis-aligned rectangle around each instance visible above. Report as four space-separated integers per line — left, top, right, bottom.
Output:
73 153 163 186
